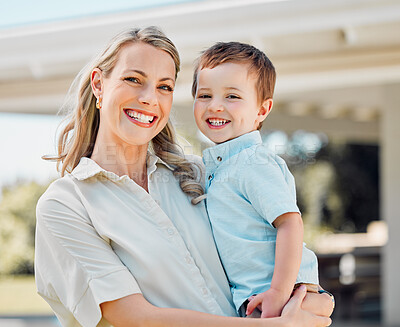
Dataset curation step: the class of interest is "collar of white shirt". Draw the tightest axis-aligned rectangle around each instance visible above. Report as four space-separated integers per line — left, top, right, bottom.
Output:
71 153 174 181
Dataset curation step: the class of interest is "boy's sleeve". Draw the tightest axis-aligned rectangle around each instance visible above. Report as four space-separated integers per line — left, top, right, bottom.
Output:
238 151 300 226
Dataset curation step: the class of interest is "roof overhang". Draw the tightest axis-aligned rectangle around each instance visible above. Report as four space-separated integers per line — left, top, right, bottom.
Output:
1 0 399 142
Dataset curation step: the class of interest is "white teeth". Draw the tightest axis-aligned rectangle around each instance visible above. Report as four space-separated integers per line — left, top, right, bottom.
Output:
208 118 228 126
126 110 155 124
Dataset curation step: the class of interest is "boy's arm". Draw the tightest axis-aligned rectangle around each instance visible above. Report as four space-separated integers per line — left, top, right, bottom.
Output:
271 212 304 297
246 212 304 317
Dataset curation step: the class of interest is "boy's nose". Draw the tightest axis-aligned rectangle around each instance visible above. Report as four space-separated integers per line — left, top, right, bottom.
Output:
207 100 224 112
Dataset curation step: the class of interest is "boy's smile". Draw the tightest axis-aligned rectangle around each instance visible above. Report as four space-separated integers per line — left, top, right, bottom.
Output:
207 118 231 128
193 62 270 144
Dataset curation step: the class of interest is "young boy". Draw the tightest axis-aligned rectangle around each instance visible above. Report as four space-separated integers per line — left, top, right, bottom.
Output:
192 42 319 318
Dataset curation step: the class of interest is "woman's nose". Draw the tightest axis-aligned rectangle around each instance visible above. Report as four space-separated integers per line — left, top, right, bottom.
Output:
138 86 157 106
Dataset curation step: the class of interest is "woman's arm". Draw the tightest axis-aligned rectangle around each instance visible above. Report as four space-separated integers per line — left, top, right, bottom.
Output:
35 181 143 326
100 286 331 327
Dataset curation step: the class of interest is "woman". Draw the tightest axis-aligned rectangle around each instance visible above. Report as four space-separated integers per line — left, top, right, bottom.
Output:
35 26 333 327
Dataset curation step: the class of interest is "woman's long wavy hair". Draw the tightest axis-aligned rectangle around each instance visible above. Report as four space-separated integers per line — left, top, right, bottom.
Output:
45 26 204 204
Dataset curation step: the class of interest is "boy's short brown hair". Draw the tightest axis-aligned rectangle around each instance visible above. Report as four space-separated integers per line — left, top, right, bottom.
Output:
191 41 276 105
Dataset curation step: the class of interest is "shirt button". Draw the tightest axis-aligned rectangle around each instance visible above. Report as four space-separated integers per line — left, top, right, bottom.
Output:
202 287 208 295
155 200 160 205
167 228 174 235
185 256 192 264
217 156 222 162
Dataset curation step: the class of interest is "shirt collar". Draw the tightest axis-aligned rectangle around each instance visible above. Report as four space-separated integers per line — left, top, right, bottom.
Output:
202 131 262 168
71 153 174 181
147 152 175 174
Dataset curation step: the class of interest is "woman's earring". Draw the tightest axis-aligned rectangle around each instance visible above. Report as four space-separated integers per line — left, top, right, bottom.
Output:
96 97 102 109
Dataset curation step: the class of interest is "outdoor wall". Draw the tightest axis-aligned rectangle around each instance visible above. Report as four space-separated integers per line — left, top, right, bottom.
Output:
381 83 400 326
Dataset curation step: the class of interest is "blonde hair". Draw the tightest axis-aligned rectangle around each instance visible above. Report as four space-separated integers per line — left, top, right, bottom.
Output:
45 26 204 203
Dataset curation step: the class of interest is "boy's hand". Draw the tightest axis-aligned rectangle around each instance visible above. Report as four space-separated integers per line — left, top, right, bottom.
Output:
246 288 290 318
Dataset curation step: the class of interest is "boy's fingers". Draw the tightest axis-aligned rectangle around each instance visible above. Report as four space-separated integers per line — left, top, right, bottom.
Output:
246 300 256 315
246 295 261 315
248 295 256 301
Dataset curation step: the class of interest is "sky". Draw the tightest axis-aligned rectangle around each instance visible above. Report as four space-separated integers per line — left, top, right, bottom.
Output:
0 0 198 29
0 113 62 189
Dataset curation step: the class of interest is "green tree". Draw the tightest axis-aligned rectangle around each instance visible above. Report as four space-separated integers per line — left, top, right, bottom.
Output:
0 181 49 275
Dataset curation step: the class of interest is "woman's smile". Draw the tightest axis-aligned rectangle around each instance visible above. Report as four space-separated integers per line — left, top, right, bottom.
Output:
124 108 158 127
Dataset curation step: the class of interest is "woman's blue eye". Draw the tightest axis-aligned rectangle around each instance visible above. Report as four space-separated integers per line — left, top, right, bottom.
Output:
125 77 139 83
159 85 173 92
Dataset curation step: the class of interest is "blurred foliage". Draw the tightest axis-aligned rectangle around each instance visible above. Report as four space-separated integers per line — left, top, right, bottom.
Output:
288 141 379 238
317 142 379 232
291 161 337 248
0 181 49 275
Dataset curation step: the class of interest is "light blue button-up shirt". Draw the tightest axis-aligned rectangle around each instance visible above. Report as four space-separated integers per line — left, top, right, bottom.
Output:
203 131 319 313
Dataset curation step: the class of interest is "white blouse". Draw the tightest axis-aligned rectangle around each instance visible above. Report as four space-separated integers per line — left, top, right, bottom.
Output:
35 155 236 327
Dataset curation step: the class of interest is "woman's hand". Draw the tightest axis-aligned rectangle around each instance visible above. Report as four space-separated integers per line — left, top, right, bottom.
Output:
302 287 335 318
280 285 332 327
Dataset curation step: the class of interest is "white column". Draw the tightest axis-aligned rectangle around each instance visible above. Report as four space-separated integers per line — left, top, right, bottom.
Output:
381 83 400 326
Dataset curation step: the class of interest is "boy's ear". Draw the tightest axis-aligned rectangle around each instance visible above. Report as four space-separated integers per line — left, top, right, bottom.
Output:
90 68 104 98
257 98 273 123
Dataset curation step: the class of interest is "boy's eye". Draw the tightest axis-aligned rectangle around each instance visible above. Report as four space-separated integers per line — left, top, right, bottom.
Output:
159 85 174 92
198 94 211 99
227 94 240 99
